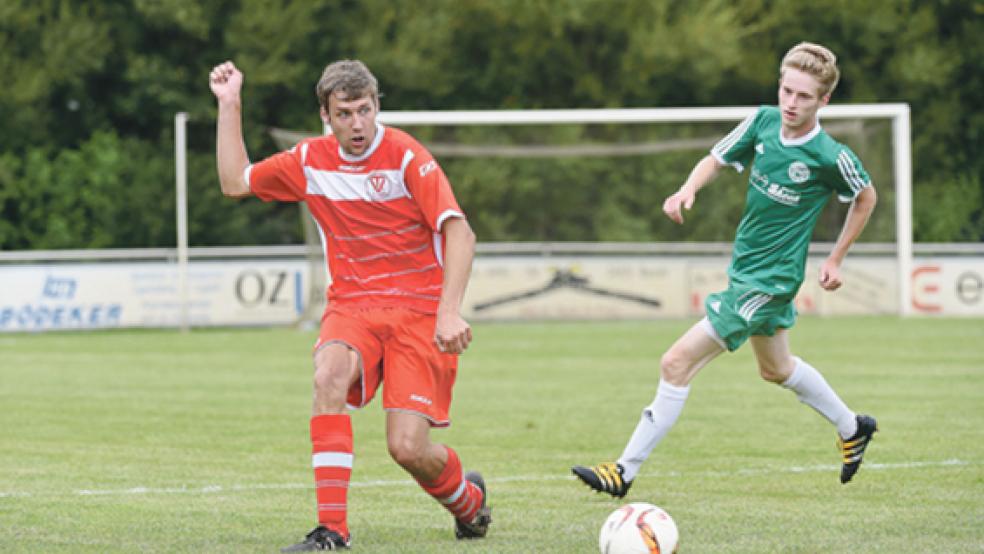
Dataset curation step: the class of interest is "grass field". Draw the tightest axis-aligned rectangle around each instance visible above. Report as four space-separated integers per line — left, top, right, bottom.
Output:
1 317 982 553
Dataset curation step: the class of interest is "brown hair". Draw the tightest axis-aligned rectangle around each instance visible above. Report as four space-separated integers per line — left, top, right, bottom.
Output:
316 60 379 110
780 42 840 97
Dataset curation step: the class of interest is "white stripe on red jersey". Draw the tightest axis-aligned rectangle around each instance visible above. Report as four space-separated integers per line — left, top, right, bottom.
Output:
246 123 464 313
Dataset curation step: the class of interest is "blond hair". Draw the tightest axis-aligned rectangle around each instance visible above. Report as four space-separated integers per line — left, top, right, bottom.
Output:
316 60 379 110
780 42 840 97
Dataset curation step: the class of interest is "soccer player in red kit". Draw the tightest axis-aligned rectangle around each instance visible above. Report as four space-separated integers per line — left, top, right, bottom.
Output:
209 59 490 551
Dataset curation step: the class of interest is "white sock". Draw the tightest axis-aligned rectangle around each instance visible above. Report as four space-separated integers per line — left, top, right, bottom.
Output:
781 357 857 439
617 381 690 481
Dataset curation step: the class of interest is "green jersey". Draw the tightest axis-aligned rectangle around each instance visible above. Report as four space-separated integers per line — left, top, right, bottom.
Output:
710 105 871 296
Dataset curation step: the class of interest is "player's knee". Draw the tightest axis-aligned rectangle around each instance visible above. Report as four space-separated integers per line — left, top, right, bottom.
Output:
386 435 425 470
659 349 689 384
758 357 793 383
312 365 351 395
313 346 357 394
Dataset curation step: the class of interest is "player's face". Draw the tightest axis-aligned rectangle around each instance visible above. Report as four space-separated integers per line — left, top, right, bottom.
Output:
778 68 829 136
323 91 378 156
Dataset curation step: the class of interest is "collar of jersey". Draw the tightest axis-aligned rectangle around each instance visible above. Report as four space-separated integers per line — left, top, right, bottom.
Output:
338 122 386 162
778 118 822 147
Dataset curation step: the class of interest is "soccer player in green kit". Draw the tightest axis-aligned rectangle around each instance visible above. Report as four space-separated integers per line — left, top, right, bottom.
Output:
573 42 879 497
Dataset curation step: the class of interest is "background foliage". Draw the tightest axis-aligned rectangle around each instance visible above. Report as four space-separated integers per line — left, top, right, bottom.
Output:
1 0 981 249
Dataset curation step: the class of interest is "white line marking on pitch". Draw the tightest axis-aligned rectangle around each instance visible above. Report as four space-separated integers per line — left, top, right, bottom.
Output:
0 458 970 499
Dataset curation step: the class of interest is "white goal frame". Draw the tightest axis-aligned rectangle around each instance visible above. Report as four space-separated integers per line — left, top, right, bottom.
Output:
357 104 913 316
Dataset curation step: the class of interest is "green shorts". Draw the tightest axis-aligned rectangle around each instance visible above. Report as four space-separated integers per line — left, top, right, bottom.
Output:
704 284 797 351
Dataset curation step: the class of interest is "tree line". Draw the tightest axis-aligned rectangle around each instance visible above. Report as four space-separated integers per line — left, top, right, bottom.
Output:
1 0 980 250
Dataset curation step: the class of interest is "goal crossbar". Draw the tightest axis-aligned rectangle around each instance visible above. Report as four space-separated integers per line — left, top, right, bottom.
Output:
322 103 912 315
375 104 909 125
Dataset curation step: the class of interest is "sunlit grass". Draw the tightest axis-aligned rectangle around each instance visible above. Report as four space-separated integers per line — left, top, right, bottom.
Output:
1 317 981 552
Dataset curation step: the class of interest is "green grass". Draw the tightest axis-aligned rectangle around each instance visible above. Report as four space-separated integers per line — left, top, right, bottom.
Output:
1 317 982 553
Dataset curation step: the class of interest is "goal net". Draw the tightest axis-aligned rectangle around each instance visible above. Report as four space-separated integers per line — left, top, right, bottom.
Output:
272 105 912 323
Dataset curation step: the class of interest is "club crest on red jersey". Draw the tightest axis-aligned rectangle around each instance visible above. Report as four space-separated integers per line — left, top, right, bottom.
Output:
366 171 391 199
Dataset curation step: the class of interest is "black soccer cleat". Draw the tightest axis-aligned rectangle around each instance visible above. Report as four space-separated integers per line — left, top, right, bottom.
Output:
571 462 632 498
281 526 350 552
455 471 492 539
839 414 878 484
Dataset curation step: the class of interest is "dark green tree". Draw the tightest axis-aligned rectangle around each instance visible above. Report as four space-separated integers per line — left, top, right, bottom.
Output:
0 0 980 248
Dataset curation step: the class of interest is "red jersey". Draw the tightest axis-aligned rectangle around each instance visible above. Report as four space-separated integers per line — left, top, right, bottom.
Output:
245 124 464 313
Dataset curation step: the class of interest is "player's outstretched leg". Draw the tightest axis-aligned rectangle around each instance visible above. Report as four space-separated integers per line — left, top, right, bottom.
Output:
839 414 878 484
454 471 493 539
571 462 633 498
281 526 351 552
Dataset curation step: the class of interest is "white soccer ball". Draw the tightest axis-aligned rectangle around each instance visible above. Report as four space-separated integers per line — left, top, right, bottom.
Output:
598 502 679 554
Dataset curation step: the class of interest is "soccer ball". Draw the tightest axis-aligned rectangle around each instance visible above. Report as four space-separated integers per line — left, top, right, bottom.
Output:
598 502 679 554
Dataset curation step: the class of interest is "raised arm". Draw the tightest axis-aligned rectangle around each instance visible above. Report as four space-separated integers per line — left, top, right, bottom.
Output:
819 185 878 291
662 154 727 224
209 61 251 198
434 217 477 355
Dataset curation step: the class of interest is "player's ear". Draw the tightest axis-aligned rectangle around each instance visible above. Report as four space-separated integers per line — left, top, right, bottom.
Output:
819 93 831 107
320 106 330 126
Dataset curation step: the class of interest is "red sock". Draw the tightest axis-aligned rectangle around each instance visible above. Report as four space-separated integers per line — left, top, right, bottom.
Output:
311 414 353 538
416 446 484 523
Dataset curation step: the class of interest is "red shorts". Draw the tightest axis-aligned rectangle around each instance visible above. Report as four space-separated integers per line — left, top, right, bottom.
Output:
314 305 458 427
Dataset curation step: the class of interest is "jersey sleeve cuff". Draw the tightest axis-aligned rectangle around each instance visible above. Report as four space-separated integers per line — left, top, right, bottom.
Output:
836 181 871 203
710 150 744 173
435 209 464 231
243 164 253 192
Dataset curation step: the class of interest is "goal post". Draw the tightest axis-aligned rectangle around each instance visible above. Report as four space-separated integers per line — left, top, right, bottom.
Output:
301 104 912 317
